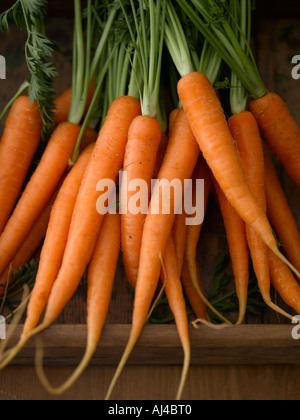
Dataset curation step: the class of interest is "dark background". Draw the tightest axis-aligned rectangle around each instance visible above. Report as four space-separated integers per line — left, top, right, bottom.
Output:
0 0 300 19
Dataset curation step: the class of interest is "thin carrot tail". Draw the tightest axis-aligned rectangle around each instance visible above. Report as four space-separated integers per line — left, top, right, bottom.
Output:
105 333 137 400
188 270 232 326
0 335 30 370
35 339 97 395
191 318 231 330
236 299 247 326
0 284 30 358
263 297 298 323
176 342 191 401
0 321 50 370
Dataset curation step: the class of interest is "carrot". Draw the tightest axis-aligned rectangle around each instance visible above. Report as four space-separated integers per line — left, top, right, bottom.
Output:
183 154 212 323
153 131 168 181
230 110 296 321
23 143 95 335
268 250 300 315
249 93 300 188
79 126 98 153
177 72 299 278
161 236 191 400
172 210 188 278
264 146 300 275
34 96 140 333
0 122 81 278
181 259 208 321
121 115 162 289
53 88 72 125
0 96 42 234
213 179 249 325
54 81 94 126
0 192 55 297
170 110 186 277
0 143 94 370
105 108 201 400
35 212 121 395
168 108 179 136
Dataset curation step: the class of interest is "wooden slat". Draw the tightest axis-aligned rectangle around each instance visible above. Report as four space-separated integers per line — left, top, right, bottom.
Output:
4 324 300 366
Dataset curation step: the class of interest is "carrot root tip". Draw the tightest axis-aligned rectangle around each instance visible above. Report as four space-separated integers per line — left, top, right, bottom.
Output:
191 318 231 330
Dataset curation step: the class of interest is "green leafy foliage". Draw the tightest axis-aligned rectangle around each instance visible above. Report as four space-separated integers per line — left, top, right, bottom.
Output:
208 252 267 324
0 259 38 316
0 0 58 137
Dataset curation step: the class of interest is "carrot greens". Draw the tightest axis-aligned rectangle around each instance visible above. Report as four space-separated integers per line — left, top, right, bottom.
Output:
176 0 267 99
0 0 58 136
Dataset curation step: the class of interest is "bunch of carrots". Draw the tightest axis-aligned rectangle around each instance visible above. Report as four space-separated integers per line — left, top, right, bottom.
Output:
0 0 300 401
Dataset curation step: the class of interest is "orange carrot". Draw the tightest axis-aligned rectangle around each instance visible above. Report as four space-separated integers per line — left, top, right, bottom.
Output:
54 81 94 126
177 72 298 277
183 154 212 323
230 110 295 320
264 146 300 275
0 96 42 234
121 115 162 288
105 108 200 400
181 259 208 321
23 143 95 335
172 210 188 277
161 236 191 400
268 250 300 315
153 131 168 180
0 143 94 370
36 96 141 332
53 88 73 125
0 122 81 278
36 212 121 395
213 179 249 325
168 108 179 135
0 192 55 297
249 92 300 188
79 126 98 153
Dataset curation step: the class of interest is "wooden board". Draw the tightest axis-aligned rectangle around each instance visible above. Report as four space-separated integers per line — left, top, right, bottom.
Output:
4 324 300 366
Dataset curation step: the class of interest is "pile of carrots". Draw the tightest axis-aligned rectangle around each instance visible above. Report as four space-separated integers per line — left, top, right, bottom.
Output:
0 0 300 400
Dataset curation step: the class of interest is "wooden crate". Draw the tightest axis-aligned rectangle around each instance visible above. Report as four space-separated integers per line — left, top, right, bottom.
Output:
0 2 300 368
